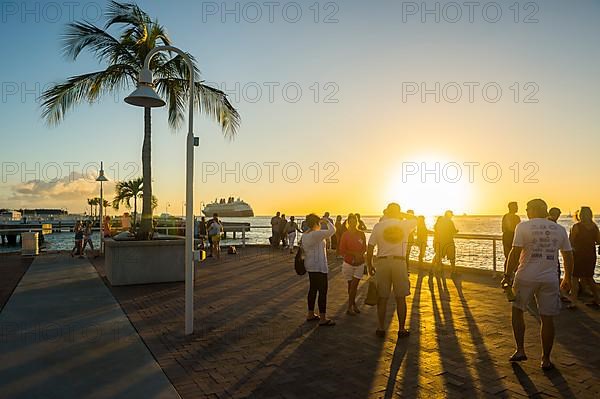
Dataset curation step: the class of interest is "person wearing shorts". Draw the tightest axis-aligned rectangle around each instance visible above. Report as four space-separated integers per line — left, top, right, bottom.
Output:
503 198 573 370
366 203 417 338
207 213 223 259
338 214 367 315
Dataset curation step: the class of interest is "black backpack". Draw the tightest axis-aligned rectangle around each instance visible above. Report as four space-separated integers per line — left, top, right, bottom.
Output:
294 246 306 275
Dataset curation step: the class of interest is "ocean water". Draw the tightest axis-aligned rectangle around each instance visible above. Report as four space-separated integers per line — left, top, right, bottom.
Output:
2 215 599 281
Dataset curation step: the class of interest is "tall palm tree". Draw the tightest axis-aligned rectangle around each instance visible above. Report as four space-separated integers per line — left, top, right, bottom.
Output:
103 200 111 216
93 197 102 219
40 1 240 239
87 198 94 217
112 177 143 227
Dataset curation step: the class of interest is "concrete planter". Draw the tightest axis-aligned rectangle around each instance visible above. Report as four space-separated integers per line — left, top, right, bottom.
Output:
104 237 184 286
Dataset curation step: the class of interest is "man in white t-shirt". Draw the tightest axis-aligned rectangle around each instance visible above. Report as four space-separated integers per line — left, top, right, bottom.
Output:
366 203 417 338
503 198 573 370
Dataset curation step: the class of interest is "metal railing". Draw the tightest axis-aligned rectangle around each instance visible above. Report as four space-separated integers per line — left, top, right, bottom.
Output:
1 224 504 275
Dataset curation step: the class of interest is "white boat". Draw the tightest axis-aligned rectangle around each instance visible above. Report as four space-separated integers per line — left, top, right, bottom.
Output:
202 197 254 217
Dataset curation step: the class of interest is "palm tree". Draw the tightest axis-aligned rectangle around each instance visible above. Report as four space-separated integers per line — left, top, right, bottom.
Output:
87 198 94 217
93 197 102 219
112 177 143 227
40 1 240 239
103 200 111 216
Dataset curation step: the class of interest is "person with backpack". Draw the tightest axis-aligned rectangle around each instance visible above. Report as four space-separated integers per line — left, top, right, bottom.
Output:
302 213 336 326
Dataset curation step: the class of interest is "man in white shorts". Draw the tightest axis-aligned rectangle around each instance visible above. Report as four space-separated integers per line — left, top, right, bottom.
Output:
503 198 573 370
366 203 417 338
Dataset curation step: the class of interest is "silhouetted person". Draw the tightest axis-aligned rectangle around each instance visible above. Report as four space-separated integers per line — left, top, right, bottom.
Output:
569 207 600 307
71 221 84 258
197 216 207 249
321 212 333 249
504 198 573 370
356 213 367 231
547 207 571 305
502 202 521 272
271 211 281 248
405 210 416 271
433 210 458 278
279 214 288 247
285 216 301 253
333 215 343 251
416 216 429 265
366 203 417 338
339 214 366 315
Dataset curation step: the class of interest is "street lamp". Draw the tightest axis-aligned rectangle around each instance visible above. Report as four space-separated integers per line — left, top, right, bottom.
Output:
96 162 109 254
125 45 199 335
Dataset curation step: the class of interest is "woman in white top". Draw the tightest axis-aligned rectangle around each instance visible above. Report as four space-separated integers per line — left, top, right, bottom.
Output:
302 213 336 326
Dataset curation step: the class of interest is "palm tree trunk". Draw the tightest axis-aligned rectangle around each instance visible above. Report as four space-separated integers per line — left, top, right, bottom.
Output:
133 195 138 229
139 107 153 239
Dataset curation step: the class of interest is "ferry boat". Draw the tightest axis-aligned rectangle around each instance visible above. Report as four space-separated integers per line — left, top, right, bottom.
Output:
202 197 254 217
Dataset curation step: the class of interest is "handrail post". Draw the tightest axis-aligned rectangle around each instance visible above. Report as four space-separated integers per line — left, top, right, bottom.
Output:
492 238 497 278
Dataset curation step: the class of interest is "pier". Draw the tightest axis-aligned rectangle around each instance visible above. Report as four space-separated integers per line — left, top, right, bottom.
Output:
1 247 598 398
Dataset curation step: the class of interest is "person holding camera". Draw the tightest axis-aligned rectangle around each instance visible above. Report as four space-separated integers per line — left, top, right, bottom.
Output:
301 213 336 326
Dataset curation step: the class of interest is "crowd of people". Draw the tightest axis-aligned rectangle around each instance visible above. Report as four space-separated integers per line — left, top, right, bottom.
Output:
287 199 598 371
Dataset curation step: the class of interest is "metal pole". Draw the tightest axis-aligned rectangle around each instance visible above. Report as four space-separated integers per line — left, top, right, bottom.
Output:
492 238 497 278
140 45 196 335
99 180 103 254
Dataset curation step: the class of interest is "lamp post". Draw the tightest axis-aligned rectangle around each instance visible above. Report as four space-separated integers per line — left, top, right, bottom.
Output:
125 46 198 335
96 162 109 254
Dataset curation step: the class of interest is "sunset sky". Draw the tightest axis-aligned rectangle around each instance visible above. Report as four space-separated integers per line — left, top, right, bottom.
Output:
1 0 599 217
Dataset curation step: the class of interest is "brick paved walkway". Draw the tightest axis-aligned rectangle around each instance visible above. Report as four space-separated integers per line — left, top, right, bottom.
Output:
0 254 179 398
92 246 598 398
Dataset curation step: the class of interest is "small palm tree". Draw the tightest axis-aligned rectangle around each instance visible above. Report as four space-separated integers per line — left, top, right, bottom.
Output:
112 177 143 227
40 1 240 239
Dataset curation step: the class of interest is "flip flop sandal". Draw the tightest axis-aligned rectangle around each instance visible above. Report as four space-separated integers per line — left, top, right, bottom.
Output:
509 354 528 362
353 308 361 314
585 302 600 309
346 310 356 316
319 319 336 327
306 315 320 322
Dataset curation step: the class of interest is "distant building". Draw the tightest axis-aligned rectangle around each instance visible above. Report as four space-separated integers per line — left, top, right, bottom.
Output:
0 210 22 222
19 209 68 217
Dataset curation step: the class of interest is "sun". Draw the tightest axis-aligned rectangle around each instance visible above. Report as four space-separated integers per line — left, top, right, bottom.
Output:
383 156 475 217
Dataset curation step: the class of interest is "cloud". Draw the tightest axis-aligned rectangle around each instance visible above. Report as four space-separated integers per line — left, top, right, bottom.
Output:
1 173 116 210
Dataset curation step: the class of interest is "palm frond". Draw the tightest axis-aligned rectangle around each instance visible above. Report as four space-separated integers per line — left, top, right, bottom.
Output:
155 78 186 129
62 21 138 66
105 1 150 30
40 64 136 125
195 82 241 139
